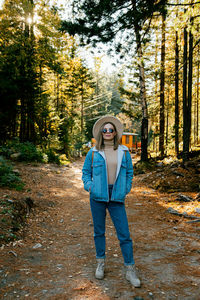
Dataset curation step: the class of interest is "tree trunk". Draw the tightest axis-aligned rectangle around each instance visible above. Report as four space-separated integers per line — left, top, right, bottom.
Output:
27 0 36 143
182 26 188 162
187 26 193 148
131 0 148 161
175 27 179 157
20 97 26 142
194 81 196 144
159 13 166 159
81 82 84 134
165 86 169 155
137 39 148 161
133 28 148 161
183 12 193 162
197 40 199 143
19 0 36 143
56 74 60 111
155 31 159 100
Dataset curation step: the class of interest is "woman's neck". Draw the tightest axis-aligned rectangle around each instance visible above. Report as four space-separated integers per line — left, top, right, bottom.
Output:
104 139 114 148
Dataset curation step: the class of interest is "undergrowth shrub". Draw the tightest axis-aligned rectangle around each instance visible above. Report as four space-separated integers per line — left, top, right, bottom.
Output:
0 140 43 162
134 159 158 175
45 149 61 164
14 142 43 162
0 156 24 190
0 140 71 164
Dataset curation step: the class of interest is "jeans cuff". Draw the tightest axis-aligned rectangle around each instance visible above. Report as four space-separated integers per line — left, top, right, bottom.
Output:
124 262 135 266
96 255 106 259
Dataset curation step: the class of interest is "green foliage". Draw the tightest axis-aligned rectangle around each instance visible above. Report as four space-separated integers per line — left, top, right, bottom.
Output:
0 197 23 245
81 144 90 156
45 149 61 164
0 140 43 162
58 117 72 157
133 159 158 175
0 156 24 190
59 154 70 165
0 144 13 159
15 142 44 162
62 0 167 48
1 0 130 157
44 150 70 165
0 139 72 165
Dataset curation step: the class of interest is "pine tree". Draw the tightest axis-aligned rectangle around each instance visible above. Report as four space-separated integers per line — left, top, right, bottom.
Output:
61 0 167 161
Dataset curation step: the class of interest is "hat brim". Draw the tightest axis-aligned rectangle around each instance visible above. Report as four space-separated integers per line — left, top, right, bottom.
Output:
92 115 124 140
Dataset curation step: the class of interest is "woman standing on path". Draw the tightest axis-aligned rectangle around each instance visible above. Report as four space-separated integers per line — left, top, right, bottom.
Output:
82 115 141 288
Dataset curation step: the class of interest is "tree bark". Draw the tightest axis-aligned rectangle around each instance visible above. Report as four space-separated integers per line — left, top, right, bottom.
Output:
159 13 166 159
131 0 148 161
165 86 169 155
183 12 194 162
175 19 179 156
187 26 193 148
20 97 26 142
81 82 84 134
197 40 199 143
182 26 188 161
188 26 193 144
135 28 148 161
56 74 60 111
19 0 36 143
27 0 36 143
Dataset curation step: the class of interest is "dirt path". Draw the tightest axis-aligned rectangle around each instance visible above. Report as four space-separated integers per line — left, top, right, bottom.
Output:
0 159 200 300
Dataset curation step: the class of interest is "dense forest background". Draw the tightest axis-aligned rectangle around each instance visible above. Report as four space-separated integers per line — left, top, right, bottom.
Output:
0 0 200 162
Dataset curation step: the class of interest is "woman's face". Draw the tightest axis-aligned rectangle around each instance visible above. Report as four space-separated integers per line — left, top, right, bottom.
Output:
102 123 116 141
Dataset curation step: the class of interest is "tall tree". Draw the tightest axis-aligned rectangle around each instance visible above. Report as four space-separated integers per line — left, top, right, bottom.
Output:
196 38 199 143
20 0 37 143
0 0 38 142
0 0 79 149
187 15 194 151
182 23 188 161
182 3 194 162
159 12 166 158
62 0 167 161
174 10 180 157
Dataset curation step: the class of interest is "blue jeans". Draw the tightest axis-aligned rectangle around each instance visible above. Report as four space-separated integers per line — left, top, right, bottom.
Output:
90 185 135 266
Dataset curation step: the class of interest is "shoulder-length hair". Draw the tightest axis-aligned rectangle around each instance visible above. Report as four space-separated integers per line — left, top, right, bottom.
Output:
95 122 120 151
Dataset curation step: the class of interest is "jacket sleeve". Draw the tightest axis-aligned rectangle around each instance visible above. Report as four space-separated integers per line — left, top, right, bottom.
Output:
126 151 134 194
82 149 93 192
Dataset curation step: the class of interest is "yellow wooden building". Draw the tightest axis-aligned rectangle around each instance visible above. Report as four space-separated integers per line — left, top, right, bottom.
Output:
121 132 140 152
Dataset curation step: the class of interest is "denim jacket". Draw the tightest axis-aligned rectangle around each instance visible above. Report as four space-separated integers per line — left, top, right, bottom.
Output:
82 145 133 203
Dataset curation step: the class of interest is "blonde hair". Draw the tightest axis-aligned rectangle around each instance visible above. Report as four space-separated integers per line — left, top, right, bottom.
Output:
95 122 119 151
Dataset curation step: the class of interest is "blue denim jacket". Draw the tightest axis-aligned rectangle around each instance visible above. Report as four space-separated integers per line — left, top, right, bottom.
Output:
82 145 133 203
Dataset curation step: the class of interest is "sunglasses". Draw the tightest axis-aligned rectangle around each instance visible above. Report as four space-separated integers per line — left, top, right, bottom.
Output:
102 128 115 133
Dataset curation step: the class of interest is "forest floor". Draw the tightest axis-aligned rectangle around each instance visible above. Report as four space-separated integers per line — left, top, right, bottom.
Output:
0 156 200 300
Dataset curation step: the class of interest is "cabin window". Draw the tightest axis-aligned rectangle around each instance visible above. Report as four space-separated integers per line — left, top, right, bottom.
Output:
126 135 129 144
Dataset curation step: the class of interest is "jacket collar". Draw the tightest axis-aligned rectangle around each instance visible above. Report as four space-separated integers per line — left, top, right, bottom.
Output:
92 145 128 179
92 144 128 152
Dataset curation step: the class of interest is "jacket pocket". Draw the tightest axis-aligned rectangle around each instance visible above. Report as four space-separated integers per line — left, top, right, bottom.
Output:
93 162 103 176
89 182 93 192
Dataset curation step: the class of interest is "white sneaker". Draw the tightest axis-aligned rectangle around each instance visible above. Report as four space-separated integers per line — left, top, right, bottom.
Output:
126 265 141 287
95 258 105 280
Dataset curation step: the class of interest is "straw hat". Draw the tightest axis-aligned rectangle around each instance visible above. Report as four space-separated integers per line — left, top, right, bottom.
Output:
92 115 124 140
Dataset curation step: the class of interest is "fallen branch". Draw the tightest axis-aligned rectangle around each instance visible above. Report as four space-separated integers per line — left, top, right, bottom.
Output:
167 207 200 220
